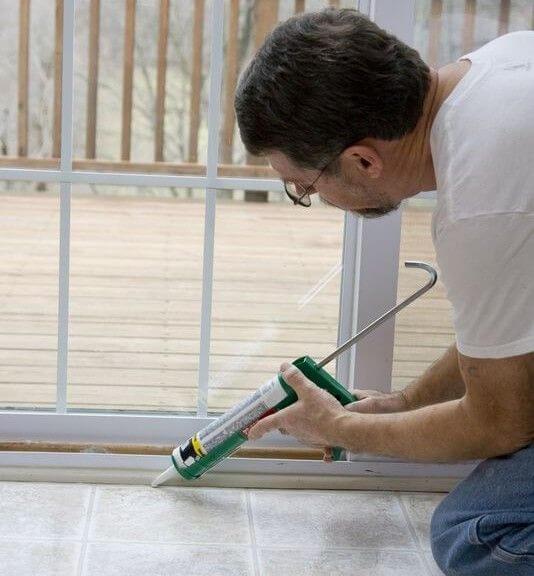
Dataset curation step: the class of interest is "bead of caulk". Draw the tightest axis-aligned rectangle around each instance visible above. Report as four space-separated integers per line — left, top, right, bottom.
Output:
151 465 176 488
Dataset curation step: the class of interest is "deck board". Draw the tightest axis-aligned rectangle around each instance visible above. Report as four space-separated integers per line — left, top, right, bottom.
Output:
0 194 455 412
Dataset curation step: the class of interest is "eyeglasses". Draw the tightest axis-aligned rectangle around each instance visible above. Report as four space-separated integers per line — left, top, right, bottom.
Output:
283 161 331 207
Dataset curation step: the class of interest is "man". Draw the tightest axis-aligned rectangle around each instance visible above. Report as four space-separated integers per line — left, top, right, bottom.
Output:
234 8 533 576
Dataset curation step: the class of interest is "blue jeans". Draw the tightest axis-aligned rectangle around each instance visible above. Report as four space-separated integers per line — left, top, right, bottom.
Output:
430 443 534 575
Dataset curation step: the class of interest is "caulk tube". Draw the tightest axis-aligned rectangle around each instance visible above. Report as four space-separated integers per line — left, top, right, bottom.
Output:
151 356 356 486
152 373 297 485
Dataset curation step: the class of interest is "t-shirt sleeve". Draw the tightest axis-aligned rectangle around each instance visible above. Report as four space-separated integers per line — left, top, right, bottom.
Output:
435 213 534 358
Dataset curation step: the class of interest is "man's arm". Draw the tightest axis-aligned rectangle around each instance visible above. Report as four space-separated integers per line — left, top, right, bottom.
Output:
248 353 533 462
402 344 465 409
337 351 533 461
351 344 465 414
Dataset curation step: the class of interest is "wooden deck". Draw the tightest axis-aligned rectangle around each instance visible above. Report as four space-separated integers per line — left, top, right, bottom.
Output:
0 193 454 413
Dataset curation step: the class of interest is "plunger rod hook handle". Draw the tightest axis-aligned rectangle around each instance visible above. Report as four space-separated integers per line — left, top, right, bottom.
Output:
317 261 437 368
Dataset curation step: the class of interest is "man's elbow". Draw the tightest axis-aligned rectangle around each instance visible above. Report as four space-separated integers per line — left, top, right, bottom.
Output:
480 414 532 457
460 397 532 458
458 350 534 457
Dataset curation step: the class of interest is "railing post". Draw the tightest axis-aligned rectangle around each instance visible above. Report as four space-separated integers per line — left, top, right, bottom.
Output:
18 0 30 158
188 0 205 164
121 0 136 162
53 0 64 159
463 0 476 54
498 0 511 36
245 0 279 203
221 0 240 165
155 0 170 162
428 0 443 68
86 0 100 159
294 0 305 13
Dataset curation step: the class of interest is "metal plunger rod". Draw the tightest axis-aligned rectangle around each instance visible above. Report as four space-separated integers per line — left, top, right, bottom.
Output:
318 261 437 368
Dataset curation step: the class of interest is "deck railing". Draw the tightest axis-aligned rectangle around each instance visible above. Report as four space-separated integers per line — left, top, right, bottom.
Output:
1 0 533 184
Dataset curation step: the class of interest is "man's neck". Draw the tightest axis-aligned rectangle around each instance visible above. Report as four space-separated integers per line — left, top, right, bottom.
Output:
371 60 471 200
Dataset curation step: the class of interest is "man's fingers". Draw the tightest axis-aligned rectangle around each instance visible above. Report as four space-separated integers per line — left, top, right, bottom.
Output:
280 364 314 396
345 398 380 413
352 389 386 399
345 392 406 414
247 413 283 440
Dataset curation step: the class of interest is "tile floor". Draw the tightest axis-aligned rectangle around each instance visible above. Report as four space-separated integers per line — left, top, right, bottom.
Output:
0 481 447 576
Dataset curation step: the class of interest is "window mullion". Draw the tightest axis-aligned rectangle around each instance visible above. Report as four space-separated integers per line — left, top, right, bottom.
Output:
197 0 225 417
56 0 75 414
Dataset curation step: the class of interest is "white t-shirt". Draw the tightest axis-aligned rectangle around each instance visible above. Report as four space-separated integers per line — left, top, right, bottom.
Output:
431 31 534 359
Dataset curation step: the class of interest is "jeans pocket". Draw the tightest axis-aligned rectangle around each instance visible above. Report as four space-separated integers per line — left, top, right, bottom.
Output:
491 544 534 567
475 514 534 566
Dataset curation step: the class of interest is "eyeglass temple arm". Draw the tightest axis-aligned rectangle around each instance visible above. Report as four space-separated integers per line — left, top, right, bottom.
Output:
317 261 438 368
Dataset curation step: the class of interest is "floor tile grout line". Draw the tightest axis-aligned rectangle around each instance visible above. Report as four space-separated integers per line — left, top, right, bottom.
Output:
77 485 97 576
396 494 437 576
245 490 262 576
0 537 84 543
5 534 425 553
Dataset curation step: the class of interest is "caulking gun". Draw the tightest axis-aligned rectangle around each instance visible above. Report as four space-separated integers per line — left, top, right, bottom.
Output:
152 261 437 487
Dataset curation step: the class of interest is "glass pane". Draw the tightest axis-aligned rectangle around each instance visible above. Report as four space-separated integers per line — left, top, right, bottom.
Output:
393 200 454 391
73 0 210 169
209 191 345 412
0 181 59 409
68 184 204 412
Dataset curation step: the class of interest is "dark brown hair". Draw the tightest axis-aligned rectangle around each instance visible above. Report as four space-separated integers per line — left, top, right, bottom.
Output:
235 8 430 169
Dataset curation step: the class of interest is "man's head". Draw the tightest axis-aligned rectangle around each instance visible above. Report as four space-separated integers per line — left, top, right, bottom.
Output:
235 8 431 217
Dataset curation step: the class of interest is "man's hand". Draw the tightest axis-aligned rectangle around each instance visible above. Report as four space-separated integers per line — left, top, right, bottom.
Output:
346 388 409 414
247 362 347 450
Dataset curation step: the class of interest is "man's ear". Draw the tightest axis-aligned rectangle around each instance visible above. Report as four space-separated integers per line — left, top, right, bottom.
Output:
341 145 383 179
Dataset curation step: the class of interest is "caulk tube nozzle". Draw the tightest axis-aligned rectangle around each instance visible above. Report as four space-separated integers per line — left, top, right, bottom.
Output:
151 465 176 488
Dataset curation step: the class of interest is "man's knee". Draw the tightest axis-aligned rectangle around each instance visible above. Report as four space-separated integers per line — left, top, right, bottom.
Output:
430 495 534 576
430 495 477 576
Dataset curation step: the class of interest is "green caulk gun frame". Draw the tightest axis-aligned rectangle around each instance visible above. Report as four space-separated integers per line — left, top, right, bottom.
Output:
152 261 437 487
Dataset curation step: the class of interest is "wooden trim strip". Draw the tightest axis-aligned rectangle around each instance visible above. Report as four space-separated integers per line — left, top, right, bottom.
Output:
53 0 64 158
155 0 170 162
188 0 205 164
121 0 136 161
18 0 31 158
0 155 277 178
86 0 101 159
0 441 323 460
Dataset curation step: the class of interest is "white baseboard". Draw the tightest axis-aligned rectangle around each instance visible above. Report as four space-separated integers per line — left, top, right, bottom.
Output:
0 466 462 492
0 451 477 491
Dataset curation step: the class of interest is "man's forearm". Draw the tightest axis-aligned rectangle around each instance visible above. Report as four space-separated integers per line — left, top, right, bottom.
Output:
402 344 465 410
335 398 501 462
